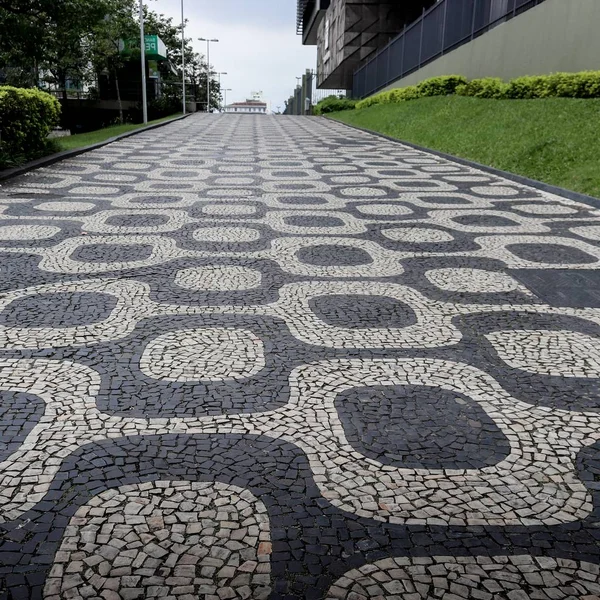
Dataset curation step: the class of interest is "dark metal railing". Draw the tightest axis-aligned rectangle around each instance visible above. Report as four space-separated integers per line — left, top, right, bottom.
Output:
353 0 547 98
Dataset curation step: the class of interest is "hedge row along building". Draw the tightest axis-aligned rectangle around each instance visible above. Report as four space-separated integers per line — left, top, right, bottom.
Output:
297 0 600 98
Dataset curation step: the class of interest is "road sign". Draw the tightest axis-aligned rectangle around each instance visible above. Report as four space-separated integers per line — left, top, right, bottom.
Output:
119 35 168 61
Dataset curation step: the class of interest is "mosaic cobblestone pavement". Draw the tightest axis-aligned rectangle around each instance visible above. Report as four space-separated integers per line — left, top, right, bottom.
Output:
1 114 600 600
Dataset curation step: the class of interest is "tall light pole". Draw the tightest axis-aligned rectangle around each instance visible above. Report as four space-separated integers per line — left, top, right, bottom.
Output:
294 77 302 116
217 72 227 111
198 37 219 112
139 0 148 124
181 0 186 115
223 88 232 112
217 72 227 85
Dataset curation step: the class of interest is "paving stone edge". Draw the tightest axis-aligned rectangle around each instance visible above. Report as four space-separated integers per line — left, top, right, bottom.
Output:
325 115 600 210
0 113 193 183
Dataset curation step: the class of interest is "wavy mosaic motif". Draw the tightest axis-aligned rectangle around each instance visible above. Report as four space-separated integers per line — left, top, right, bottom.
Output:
0 114 599 599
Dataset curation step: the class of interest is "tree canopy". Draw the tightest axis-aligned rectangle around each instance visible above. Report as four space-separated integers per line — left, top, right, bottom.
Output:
0 0 221 110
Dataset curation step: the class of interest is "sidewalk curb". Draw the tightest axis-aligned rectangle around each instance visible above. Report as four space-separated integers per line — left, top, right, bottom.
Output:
327 116 600 210
0 113 193 183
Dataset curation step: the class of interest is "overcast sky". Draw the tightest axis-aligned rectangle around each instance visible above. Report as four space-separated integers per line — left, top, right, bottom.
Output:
148 0 317 111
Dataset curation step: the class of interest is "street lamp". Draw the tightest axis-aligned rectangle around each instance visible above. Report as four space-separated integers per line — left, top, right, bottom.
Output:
223 88 232 112
198 37 219 112
139 0 148 123
181 0 186 115
216 72 227 110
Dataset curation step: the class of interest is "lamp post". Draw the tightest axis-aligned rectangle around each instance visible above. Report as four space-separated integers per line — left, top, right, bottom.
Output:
139 0 148 123
198 37 219 112
295 77 302 116
216 72 227 111
181 0 186 115
223 88 232 112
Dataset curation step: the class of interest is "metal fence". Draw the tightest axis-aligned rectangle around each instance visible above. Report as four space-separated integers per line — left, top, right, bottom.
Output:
45 80 217 112
353 0 547 99
284 69 346 115
312 84 346 105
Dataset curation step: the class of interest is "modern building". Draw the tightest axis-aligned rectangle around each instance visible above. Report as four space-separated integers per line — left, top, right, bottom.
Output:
297 0 435 89
298 0 600 98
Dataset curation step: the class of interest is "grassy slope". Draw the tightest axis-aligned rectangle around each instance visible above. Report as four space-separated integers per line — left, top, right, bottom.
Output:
58 113 183 151
330 96 600 198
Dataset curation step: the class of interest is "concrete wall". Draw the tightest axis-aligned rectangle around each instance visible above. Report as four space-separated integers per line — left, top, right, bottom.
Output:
381 0 600 93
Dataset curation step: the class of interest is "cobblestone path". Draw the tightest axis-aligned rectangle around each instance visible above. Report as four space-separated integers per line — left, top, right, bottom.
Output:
0 114 599 599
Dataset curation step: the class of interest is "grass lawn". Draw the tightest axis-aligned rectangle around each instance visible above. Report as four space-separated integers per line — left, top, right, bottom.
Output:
330 96 600 198
57 113 183 151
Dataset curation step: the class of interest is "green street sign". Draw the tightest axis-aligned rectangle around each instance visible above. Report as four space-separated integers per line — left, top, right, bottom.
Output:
144 35 168 60
119 35 168 61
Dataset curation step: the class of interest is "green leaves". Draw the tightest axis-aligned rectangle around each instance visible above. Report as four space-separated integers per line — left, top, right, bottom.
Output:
0 86 61 161
504 72 600 99
0 0 113 87
456 78 508 99
416 75 467 97
314 96 357 115
356 72 600 110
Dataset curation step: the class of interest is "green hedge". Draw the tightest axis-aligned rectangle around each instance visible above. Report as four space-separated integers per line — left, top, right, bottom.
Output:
0 86 61 166
353 71 600 111
456 77 508 99
504 72 600 99
416 75 467 97
356 75 467 109
313 95 357 115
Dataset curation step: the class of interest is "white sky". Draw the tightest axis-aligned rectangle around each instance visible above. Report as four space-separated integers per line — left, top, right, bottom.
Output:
147 0 317 111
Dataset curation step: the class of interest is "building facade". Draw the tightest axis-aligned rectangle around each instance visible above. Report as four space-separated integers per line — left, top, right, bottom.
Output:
224 100 268 114
299 0 600 99
297 0 434 89
353 0 599 98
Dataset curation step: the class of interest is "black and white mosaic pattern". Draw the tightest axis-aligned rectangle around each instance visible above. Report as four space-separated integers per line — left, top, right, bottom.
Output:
0 114 600 600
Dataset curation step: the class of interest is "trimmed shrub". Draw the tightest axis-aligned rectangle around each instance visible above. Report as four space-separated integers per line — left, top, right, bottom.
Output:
374 91 393 104
352 70 600 112
556 71 600 98
355 76 465 110
355 94 383 110
504 75 547 99
504 71 600 99
0 86 61 165
355 84 421 110
389 85 421 102
544 73 583 98
456 77 509 99
416 75 467 97
314 95 357 115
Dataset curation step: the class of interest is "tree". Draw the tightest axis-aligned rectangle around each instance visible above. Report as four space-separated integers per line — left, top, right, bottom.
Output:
0 1 61 16
44 3 107 102
0 1 51 86
142 8 221 111
0 0 223 120
89 0 138 122
0 0 110 85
